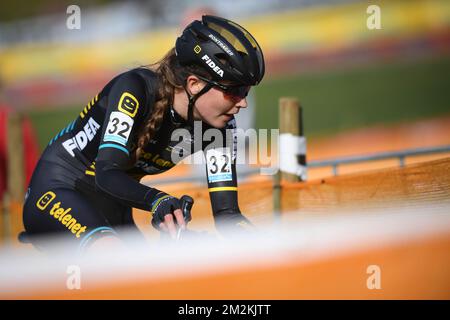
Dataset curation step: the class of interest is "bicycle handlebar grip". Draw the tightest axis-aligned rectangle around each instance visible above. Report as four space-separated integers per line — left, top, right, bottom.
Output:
180 195 193 223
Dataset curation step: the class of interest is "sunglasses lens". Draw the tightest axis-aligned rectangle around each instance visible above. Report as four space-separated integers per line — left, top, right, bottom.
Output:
224 86 250 100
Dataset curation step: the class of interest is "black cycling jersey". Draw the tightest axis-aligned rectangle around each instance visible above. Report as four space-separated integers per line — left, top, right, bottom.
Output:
22 68 244 250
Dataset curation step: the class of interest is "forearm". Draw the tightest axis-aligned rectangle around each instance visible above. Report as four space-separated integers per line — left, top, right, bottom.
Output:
95 160 160 211
209 190 253 233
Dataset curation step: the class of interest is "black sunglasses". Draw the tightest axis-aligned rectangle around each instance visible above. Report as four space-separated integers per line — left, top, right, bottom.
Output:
194 74 250 100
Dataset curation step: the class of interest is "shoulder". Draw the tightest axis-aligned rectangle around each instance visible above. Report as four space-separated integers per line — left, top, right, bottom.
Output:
113 68 157 90
107 68 160 117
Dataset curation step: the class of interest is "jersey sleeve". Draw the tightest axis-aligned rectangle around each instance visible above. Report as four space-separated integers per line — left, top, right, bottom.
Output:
204 118 250 229
94 71 159 211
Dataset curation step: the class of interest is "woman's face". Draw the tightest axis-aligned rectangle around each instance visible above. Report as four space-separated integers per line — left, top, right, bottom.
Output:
188 76 249 128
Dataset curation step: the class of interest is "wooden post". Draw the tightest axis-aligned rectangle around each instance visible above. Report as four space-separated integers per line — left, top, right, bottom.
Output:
7 112 25 201
0 198 4 244
279 97 307 183
3 111 25 242
273 170 281 217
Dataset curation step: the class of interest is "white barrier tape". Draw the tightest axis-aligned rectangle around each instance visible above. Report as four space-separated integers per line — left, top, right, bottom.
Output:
1 203 450 295
279 133 307 179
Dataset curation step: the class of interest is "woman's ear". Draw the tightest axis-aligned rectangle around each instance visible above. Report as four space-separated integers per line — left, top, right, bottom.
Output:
186 75 204 95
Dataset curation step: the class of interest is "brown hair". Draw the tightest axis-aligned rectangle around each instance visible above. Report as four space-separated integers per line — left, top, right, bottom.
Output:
134 47 210 161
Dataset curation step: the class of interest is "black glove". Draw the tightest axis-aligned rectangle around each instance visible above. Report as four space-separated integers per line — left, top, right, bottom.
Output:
150 192 181 230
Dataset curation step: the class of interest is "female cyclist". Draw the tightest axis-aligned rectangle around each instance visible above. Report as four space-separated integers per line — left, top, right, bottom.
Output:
22 15 265 253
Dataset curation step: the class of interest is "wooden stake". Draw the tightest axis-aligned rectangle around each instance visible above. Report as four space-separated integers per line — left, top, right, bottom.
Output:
279 97 305 182
6 111 25 202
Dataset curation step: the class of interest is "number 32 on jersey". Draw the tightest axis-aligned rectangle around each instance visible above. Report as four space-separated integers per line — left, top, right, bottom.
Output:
206 148 232 183
103 111 133 146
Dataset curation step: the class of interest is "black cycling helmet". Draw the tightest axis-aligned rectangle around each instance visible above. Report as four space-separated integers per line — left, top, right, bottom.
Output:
175 15 265 86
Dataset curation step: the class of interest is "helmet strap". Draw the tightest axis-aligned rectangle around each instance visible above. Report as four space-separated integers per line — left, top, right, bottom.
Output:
184 83 213 128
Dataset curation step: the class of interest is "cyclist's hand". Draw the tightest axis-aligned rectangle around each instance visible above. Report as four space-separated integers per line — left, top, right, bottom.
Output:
151 193 186 238
157 208 186 239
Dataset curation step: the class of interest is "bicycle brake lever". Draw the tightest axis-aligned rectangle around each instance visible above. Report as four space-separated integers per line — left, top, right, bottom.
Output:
180 195 193 223
176 195 194 241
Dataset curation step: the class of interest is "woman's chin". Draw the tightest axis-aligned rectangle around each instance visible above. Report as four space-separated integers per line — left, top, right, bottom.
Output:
204 115 231 128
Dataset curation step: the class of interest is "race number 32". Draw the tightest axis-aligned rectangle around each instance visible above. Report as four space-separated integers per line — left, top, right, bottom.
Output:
206 148 232 183
104 111 133 146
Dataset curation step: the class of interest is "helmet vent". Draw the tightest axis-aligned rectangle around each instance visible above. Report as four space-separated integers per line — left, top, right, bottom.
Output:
215 53 229 65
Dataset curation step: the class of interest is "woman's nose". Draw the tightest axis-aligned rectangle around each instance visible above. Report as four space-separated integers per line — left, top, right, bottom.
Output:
235 97 248 109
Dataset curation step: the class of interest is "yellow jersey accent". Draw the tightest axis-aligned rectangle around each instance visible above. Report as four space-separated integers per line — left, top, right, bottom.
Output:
118 92 139 118
47 201 88 238
85 162 96 176
80 94 98 119
36 191 56 210
208 187 238 192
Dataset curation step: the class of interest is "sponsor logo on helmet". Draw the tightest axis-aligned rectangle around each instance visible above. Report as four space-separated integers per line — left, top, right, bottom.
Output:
201 54 224 77
208 34 234 56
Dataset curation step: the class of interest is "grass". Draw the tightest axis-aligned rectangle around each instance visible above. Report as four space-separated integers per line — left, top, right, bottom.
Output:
27 107 80 150
254 54 450 137
26 54 450 151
